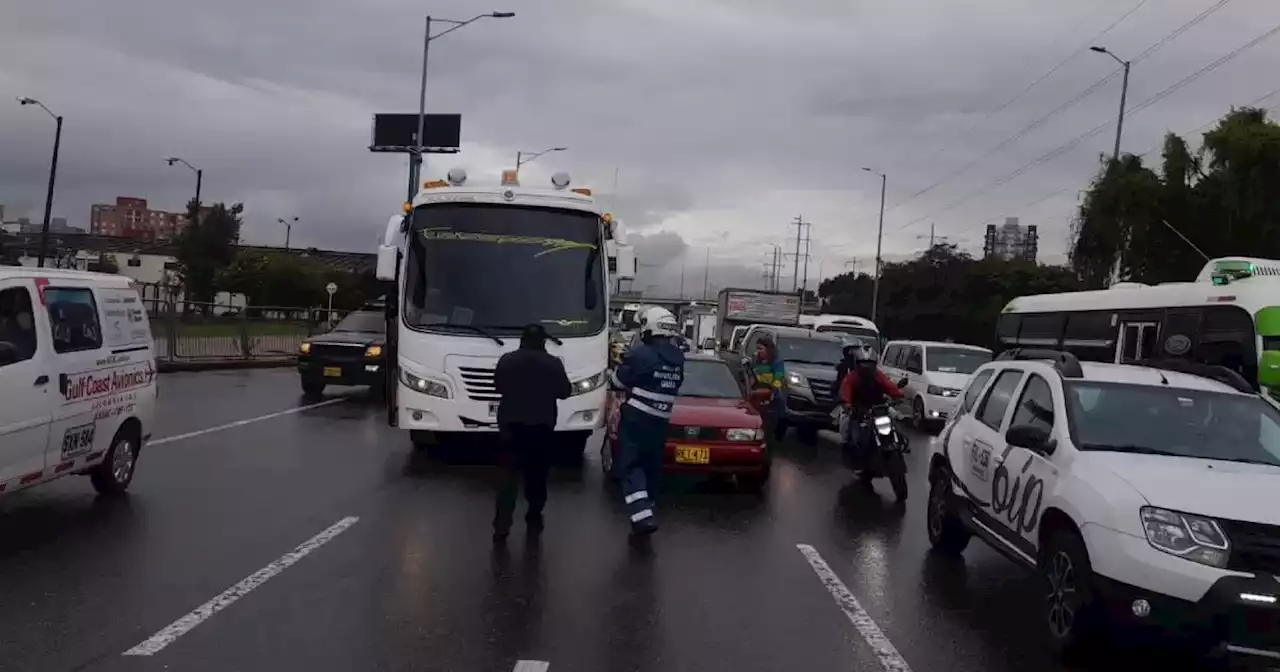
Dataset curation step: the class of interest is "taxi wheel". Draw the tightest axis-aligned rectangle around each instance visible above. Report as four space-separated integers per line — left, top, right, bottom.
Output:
90 426 139 496
1042 529 1104 661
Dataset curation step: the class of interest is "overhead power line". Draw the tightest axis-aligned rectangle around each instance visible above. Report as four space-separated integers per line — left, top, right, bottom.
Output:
891 19 1280 235
876 0 1240 219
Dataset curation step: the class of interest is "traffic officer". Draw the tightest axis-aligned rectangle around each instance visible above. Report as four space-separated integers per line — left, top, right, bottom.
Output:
610 310 685 537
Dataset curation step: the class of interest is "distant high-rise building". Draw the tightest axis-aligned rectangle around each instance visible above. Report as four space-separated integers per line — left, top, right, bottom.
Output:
983 217 1038 262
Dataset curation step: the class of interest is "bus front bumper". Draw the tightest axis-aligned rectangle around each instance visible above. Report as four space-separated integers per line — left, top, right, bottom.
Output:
397 384 605 433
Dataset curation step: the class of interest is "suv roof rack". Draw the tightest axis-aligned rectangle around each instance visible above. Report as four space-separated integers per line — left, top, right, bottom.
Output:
1135 358 1255 395
996 348 1083 378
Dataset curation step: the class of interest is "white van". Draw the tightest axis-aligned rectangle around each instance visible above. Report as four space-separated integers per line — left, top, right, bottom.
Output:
0 268 157 496
880 340 992 433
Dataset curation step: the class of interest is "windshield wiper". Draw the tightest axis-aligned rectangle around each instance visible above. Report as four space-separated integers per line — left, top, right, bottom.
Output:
429 324 504 346
483 326 563 345
1080 443 1183 457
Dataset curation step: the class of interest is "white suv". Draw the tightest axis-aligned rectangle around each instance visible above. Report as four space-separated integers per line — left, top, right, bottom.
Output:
925 348 1280 663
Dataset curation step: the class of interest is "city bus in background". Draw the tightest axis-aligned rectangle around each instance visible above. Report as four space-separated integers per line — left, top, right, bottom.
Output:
374 167 633 459
998 257 1280 403
799 314 881 352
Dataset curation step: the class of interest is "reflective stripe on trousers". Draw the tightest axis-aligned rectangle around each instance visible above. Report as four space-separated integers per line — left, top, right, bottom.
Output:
616 405 666 525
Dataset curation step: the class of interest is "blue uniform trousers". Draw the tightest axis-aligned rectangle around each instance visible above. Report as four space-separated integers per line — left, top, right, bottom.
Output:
615 404 666 527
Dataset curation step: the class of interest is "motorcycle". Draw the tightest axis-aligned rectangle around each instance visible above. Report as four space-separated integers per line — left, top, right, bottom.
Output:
841 397 911 501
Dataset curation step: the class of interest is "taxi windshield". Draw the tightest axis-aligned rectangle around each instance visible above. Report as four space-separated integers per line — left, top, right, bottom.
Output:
1065 381 1280 467
680 359 744 399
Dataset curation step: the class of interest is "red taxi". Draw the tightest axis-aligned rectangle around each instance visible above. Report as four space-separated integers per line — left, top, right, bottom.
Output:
603 354 770 491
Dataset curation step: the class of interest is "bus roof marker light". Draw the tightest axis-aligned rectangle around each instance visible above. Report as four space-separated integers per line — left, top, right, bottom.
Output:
446 167 467 186
550 171 571 189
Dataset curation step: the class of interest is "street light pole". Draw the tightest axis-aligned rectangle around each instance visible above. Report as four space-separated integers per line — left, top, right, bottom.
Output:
515 146 568 176
409 11 515 201
18 97 62 268
278 217 298 251
1091 46 1131 161
863 167 887 323
165 157 203 232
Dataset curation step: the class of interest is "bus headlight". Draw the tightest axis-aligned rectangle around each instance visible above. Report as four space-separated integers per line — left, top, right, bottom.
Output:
400 370 450 399
571 371 607 396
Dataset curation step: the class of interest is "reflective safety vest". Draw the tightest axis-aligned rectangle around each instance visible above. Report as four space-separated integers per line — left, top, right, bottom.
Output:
611 340 685 419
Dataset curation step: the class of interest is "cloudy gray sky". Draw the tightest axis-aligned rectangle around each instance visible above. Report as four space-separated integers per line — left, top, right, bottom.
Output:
3 0 1277 295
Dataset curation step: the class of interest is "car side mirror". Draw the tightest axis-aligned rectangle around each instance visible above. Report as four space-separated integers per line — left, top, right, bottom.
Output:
896 377 909 389
375 244 397 281
0 341 18 366
741 357 751 369
1006 424 1056 455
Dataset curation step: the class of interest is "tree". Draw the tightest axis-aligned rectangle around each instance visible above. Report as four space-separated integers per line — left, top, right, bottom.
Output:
218 251 373 310
1071 106 1280 285
819 244 1078 347
174 200 242 305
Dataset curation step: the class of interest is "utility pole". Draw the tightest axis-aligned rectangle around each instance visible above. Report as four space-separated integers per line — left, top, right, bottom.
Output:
918 223 950 250
790 216 806 292
801 224 812 296
702 247 711 300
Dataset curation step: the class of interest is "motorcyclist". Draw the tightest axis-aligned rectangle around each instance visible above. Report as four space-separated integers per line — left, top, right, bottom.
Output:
838 345 904 465
610 311 685 537
834 343 860 394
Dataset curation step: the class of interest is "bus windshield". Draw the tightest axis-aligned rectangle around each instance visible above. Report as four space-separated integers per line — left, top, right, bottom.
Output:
403 203 605 338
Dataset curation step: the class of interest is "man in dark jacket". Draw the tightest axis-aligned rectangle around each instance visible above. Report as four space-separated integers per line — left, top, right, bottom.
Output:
610 313 685 537
492 324 572 541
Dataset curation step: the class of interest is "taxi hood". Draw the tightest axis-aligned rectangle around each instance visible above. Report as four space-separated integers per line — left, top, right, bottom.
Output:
672 397 761 428
1079 452 1280 525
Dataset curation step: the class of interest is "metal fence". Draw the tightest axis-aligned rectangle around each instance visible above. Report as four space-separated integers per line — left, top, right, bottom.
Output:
139 285 350 364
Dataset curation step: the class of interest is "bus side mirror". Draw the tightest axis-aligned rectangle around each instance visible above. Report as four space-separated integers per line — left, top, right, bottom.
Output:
375 245 397 281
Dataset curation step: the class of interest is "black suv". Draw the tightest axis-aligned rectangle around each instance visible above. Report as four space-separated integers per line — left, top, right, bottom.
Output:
297 310 387 399
740 325 845 440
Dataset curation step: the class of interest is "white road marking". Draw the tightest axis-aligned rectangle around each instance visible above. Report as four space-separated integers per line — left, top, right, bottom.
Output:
123 516 360 656
148 398 347 446
797 544 913 672
512 661 550 672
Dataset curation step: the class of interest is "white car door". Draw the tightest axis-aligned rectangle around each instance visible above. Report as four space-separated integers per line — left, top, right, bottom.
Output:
996 372 1063 554
937 367 996 491
0 279 54 485
960 367 1034 561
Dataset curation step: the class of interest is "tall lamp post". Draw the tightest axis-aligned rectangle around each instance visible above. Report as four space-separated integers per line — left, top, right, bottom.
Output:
1090 46 1131 161
278 217 299 251
862 167 887 323
408 11 515 200
165 157 203 230
18 97 63 268
515 146 567 176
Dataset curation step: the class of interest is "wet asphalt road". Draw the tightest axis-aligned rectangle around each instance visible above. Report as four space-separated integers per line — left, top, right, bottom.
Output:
0 369 1216 671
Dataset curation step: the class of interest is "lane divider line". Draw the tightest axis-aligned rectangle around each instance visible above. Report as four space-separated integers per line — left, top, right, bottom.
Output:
796 544 913 672
123 516 360 656
513 661 551 672
149 398 347 446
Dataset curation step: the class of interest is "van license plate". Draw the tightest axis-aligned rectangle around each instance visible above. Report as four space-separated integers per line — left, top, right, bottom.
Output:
674 445 710 464
323 367 341 378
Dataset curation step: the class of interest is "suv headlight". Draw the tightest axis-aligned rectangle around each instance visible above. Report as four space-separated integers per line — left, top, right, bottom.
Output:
725 428 764 441
1140 506 1230 568
400 370 450 399
299 342 311 355
786 372 809 388
571 371 607 396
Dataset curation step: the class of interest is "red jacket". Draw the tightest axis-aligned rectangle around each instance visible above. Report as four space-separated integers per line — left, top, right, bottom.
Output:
839 368 904 407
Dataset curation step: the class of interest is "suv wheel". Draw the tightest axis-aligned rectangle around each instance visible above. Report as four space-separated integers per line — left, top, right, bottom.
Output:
926 472 970 554
1042 529 1104 660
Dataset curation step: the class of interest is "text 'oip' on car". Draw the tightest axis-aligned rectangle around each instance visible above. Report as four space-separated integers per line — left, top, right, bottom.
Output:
925 348 1280 664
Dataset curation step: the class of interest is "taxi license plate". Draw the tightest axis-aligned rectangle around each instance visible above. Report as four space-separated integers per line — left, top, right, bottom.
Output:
674 445 710 464
323 367 342 378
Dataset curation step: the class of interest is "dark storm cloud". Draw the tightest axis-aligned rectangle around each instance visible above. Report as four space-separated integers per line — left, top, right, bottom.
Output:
2 0 1273 260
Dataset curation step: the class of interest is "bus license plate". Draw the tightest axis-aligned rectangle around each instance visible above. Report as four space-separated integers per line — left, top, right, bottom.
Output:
674 445 710 464
323 367 341 378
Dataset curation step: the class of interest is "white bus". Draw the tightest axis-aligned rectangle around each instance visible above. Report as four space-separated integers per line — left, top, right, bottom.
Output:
998 257 1280 401
799 314 881 349
375 167 633 458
